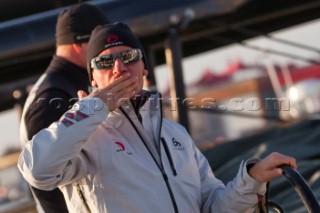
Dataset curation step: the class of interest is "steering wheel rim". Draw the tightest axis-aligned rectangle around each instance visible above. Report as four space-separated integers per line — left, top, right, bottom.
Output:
281 166 320 213
256 166 320 213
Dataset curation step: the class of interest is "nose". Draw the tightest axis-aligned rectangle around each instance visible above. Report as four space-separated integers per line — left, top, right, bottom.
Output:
112 58 128 75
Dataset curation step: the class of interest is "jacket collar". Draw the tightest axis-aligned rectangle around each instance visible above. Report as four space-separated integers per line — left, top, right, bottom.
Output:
102 92 161 129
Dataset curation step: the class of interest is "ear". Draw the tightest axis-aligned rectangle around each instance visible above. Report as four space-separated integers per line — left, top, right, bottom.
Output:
143 69 148 76
91 80 98 87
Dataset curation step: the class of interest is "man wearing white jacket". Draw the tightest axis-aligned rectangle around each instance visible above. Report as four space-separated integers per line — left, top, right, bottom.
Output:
18 22 297 213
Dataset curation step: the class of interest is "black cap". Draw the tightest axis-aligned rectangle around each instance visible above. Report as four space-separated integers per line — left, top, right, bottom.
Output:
87 22 148 81
56 3 109 45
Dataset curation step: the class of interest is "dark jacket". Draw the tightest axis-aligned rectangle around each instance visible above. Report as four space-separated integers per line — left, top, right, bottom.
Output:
20 55 90 213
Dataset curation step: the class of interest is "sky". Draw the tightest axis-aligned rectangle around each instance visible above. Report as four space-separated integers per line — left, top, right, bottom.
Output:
1 18 320 155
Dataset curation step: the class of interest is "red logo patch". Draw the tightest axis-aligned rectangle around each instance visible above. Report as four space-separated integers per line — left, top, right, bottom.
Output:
115 141 125 152
107 35 119 43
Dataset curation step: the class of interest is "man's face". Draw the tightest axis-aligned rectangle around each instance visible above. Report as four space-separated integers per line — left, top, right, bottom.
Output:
91 45 148 95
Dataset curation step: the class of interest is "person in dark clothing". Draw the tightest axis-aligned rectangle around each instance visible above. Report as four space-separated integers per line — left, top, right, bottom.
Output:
19 3 109 212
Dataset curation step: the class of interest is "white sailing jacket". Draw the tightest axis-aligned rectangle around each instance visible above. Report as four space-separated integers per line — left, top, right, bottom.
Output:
18 93 266 213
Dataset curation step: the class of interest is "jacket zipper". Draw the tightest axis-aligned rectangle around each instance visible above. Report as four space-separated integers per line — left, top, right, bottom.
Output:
120 100 179 213
162 172 179 213
157 94 177 177
161 137 177 176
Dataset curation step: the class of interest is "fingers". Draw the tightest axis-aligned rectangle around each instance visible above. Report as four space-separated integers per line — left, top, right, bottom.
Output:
77 90 88 100
109 75 137 99
91 73 138 111
268 152 297 169
102 74 137 100
248 152 297 183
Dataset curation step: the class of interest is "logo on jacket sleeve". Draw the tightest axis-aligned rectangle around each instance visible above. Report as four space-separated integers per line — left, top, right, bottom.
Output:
172 138 185 151
60 111 89 127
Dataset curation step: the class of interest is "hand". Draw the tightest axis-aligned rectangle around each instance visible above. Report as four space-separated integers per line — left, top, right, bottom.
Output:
88 73 137 111
77 90 88 99
248 152 297 183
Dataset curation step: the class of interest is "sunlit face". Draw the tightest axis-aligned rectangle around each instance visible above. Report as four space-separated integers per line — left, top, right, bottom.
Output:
91 46 148 94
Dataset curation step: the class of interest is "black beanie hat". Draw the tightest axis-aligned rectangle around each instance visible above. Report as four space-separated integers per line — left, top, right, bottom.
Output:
56 3 109 45
87 22 148 81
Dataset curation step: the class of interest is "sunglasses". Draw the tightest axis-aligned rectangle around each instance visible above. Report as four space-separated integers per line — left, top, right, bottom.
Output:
90 49 143 70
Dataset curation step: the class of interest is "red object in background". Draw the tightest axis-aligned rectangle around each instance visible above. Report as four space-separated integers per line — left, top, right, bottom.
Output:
277 65 320 85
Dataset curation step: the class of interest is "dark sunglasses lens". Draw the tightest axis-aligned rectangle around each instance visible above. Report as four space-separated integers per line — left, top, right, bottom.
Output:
121 49 140 65
91 49 141 70
96 56 114 69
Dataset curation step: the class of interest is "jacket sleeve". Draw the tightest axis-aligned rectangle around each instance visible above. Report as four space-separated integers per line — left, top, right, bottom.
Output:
17 97 108 190
194 143 266 213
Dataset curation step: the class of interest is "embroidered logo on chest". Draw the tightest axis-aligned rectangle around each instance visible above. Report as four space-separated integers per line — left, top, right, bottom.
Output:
115 141 125 152
172 138 185 151
114 141 132 155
